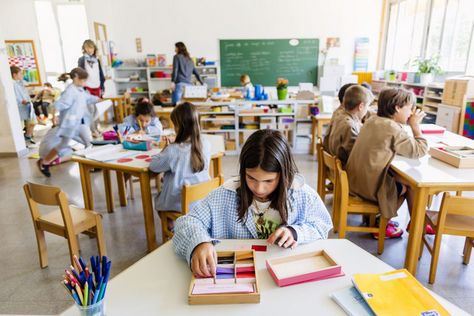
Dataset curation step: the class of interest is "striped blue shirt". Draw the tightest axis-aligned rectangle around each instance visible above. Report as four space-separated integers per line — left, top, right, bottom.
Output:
173 175 333 264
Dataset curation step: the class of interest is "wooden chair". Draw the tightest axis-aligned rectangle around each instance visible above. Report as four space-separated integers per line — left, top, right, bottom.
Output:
159 176 224 243
421 193 474 284
335 160 387 255
23 182 107 268
318 146 339 231
316 139 334 202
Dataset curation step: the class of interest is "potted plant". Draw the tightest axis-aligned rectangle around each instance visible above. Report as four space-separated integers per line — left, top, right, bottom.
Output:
276 78 289 100
412 56 442 85
387 70 397 81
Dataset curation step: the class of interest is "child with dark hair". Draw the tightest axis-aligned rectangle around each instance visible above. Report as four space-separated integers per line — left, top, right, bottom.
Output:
150 102 211 231
118 98 162 137
38 68 100 177
173 129 332 278
346 87 430 238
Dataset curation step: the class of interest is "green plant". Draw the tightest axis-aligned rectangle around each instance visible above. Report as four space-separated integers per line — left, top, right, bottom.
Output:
412 56 442 74
276 78 288 89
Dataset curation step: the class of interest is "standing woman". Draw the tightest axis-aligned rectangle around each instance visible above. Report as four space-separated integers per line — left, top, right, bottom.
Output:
78 39 105 137
171 42 203 105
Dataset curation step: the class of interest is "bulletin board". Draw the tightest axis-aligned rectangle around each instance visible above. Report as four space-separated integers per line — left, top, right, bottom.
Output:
5 40 42 86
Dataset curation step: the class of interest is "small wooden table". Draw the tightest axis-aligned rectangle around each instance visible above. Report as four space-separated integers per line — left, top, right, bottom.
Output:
73 148 223 252
59 239 468 315
390 129 474 275
310 113 332 156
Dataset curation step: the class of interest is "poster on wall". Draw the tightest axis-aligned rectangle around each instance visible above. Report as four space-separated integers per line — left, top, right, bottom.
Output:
5 40 42 86
353 37 369 72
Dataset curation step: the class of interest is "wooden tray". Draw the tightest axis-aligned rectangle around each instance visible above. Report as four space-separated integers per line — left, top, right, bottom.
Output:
429 146 474 168
188 250 260 305
266 250 343 287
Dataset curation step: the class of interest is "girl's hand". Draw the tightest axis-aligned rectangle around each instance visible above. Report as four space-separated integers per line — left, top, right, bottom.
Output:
191 242 217 278
267 227 297 249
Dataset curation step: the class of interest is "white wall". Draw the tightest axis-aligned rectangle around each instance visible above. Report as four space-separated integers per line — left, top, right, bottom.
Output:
84 0 383 74
0 27 27 155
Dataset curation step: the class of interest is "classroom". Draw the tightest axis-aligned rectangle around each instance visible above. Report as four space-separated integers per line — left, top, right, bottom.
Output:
1 0 474 314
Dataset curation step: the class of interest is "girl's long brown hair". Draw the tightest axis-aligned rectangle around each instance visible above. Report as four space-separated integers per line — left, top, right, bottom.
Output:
238 129 298 224
175 42 191 59
57 67 88 82
170 102 205 172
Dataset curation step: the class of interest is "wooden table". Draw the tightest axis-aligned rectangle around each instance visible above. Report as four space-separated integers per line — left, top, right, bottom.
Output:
390 129 474 275
59 239 467 315
310 113 332 156
73 147 223 252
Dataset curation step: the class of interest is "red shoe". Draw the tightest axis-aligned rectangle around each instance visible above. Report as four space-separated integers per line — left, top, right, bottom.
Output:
373 225 403 239
406 222 435 235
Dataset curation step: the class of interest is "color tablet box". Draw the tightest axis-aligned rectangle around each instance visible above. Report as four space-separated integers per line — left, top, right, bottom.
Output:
188 250 260 305
429 146 474 168
266 250 344 287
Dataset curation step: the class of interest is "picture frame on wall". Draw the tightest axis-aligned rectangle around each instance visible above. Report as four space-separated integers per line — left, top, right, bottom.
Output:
5 40 42 86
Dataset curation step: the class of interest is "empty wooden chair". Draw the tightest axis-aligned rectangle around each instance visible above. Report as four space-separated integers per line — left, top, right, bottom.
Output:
316 139 334 202
317 146 340 231
422 193 474 284
159 176 224 243
24 181 106 268
335 160 387 255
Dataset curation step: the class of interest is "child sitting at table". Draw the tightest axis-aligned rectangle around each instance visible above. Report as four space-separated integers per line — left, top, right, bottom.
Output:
240 74 253 97
149 102 211 230
346 87 430 238
37 68 100 177
173 129 332 278
324 85 373 165
118 98 162 139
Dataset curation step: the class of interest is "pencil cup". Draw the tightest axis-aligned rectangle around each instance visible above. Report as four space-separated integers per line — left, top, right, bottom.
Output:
75 299 105 316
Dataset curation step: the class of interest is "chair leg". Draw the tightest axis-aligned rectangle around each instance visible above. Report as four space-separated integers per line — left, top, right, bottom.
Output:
332 189 339 234
369 215 376 227
95 216 107 257
34 228 48 268
159 212 169 244
338 208 348 239
463 238 472 265
429 231 443 284
419 219 427 260
67 234 81 268
378 217 387 255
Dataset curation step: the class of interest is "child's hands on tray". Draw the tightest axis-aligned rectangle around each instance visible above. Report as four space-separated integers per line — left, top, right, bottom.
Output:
267 227 297 249
191 242 217 278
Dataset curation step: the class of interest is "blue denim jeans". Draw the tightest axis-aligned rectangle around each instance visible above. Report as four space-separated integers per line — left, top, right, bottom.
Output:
172 82 190 105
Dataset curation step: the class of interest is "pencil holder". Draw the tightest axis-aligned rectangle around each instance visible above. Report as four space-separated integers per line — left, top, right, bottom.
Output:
122 140 151 151
75 299 105 316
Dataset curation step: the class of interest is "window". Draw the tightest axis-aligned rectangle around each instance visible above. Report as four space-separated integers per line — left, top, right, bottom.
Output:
34 1 89 85
383 0 474 72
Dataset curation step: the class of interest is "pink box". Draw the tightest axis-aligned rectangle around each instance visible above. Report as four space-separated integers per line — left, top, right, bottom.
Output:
266 250 343 287
103 131 118 140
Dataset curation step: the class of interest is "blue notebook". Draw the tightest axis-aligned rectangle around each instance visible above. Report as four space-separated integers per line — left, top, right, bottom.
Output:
331 286 375 316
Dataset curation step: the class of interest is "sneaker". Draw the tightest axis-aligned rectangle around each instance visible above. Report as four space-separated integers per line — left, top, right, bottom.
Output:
37 160 51 177
25 136 36 144
406 222 435 235
373 225 404 239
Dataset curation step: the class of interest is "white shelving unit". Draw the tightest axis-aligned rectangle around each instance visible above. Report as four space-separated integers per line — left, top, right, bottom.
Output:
113 64 220 101
192 100 316 155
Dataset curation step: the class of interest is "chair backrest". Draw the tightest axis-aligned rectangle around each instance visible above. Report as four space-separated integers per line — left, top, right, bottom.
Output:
181 176 223 214
335 160 349 209
23 182 74 231
316 138 326 178
322 148 338 183
439 193 474 217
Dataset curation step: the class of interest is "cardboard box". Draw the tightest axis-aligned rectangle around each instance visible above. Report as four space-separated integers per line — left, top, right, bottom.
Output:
266 250 343 287
442 76 474 106
188 250 260 305
429 146 474 168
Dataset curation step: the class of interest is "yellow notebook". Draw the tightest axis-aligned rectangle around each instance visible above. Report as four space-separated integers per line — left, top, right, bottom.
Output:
352 269 449 316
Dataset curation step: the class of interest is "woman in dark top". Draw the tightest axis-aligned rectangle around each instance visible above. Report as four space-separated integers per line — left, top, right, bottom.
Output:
171 42 203 105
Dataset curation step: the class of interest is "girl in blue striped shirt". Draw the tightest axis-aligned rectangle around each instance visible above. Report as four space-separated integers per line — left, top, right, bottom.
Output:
173 129 332 278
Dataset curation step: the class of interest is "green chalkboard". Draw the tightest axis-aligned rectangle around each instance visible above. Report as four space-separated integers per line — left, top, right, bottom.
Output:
219 38 319 87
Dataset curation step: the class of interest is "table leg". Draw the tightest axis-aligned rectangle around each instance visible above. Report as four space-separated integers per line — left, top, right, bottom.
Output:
317 122 323 144
139 172 158 252
116 171 127 207
310 118 317 156
103 169 114 213
78 163 94 210
404 187 429 275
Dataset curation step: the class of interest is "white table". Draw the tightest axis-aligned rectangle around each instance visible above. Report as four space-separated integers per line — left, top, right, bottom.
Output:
391 128 474 275
59 239 467 315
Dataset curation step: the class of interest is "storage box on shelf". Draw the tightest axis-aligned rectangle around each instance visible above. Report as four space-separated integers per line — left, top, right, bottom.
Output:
441 77 474 138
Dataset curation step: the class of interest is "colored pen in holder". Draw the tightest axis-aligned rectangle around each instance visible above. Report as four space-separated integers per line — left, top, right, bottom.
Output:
122 140 152 151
